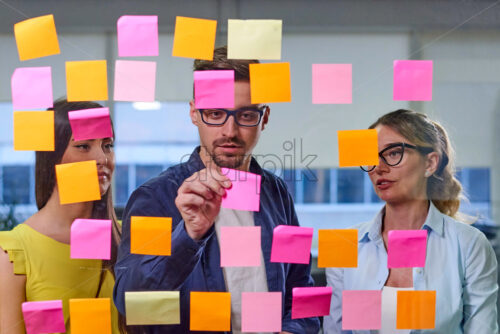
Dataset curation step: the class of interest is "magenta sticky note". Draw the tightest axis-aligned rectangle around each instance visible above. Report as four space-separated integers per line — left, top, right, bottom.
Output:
220 226 261 267
393 60 433 101
270 225 313 264
194 70 235 109
221 168 261 212
68 107 113 141
22 300 65 334
342 290 382 330
312 64 352 104
387 230 427 268
70 219 112 260
11 67 53 110
117 15 158 57
241 292 282 332
114 60 157 102
291 286 332 319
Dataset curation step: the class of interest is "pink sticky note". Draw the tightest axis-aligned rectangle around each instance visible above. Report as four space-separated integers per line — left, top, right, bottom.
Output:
312 64 352 104
342 290 382 330
194 70 235 109
270 225 313 264
22 300 65 334
117 15 158 57
68 107 113 141
393 60 433 101
70 219 112 260
220 226 261 267
114 60 157 102
387 230 427 268
11 67 53 110
241 292 282 332
221 168 261 212
292 286 332 319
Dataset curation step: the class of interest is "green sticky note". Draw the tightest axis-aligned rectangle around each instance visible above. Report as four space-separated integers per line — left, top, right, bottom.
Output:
125 291 180 325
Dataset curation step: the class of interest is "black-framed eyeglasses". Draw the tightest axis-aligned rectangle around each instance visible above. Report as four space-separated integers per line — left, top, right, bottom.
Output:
360 142 434 172
198 106 267 127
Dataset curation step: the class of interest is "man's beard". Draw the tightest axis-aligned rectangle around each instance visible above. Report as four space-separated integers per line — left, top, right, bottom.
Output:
209 138 247 169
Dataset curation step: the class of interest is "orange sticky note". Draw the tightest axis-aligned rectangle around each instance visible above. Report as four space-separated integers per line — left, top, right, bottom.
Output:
318 229 358 268
69 298 111 334
13 111 54 151
14 14 60 61
130 216 172 256
250 62 291 103
172 16 217 60
55 160 101 205
190 292 231 331
66 60 108 102
337 129 379 167
397 290 436 329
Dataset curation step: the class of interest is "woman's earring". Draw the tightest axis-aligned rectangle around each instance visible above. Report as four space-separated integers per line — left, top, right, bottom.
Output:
425 171 431 177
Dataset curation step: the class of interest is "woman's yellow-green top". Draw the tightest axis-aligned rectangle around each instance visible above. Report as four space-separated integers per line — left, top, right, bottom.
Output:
0 223 119 333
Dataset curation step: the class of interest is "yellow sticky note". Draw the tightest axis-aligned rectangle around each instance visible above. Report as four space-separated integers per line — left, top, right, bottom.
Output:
55 160 101 205
13 111 54 151
250 62 291 103
337 129 379 167
130 216 172 256
172 16 217 60
190 292 231 331
397 290 436 329
227 19 282 60
66 60 108 102
318 229 358 268
14 14 60 61
125 291 180 325
70 298 111 334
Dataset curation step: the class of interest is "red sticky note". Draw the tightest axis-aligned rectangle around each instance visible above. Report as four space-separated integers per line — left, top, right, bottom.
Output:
387 230 427 268
117 15 159 57
291 287 332 319
271 225 313 264
11 67 53 110
70 219 112 260
220 226 261 267
393 60 433 101
221 168 261 212
114 60 157 102
22 300 65 334
342 290 382 330
241 292 282 332
312 64 352 104
68 107 113 141
194 70 234 109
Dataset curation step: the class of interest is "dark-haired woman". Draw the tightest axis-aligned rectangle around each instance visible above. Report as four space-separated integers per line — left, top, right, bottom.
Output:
0 100 121 333
324 109 498 333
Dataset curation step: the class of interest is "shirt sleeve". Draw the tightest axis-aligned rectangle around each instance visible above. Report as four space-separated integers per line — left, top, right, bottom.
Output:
0 231 26 275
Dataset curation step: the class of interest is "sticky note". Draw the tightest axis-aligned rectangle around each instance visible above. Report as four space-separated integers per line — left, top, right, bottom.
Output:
220 226 261 267
194 70 234 109
113 60 157 102
190 292 231 331
70 298 111 334
250 62 291 103
312 64 352 104
291 287 332 319
172 16 217 60
241 292 282 332
68 107 113 141
388 230 427 268
397 290 436 329
14 14 60 61
130 216 172 256
270 225 313 264
125 291 180 325
13 111 54 151
22 300 65 334
221 168 261 212
66 60 108 102
70 219 111 260
11 67 53 110
393 60 433 101
342 290 382 330
117 15 159 57
227 19 282 60
318 229 358 268
55 160 101 205
337 129 379 167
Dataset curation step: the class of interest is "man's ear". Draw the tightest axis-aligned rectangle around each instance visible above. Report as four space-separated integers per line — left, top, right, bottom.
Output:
189 100 198 125
261 106 270 130
425 151 440 176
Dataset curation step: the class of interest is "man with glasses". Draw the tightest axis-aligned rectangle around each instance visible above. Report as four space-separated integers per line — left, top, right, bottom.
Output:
114 46 320 334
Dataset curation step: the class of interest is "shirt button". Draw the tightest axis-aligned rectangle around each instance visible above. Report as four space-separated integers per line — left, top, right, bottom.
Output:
417 269 423 274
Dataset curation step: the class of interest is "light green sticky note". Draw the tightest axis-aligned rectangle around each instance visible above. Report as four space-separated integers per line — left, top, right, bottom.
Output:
227 19 282 60
125 291 180 325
